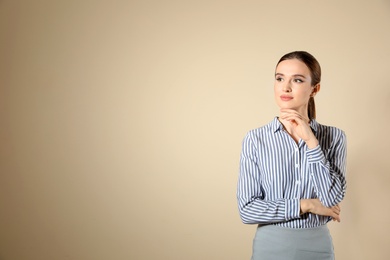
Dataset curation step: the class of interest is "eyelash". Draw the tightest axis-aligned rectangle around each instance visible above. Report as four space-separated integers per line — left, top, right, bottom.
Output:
275 77 303 83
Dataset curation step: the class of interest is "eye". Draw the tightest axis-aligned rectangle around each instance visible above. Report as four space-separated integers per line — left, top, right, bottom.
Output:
275 77 284 82
294 78 304 83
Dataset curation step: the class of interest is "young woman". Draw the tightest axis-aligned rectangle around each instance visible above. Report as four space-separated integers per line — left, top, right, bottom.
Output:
237 51 347 260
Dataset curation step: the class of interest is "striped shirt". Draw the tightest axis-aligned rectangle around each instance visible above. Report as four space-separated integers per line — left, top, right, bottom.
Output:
237 117 347 228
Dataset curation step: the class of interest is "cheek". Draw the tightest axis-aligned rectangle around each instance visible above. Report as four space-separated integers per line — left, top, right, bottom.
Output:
305 89 314 97
298 86 313 96
273 84 279 93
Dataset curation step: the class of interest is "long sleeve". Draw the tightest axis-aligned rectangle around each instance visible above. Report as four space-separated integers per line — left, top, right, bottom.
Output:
306 130 347 207
237 132 301 225
236 118 347 228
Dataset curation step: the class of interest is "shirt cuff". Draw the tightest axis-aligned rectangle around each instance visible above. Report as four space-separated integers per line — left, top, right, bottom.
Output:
285 199 300 220
306 145 326 164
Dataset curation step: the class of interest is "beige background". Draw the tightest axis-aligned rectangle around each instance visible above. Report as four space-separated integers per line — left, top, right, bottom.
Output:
1 1 389 259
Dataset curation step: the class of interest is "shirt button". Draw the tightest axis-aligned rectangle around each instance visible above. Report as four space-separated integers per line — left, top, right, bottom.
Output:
296 181 300 185
295 164 299 168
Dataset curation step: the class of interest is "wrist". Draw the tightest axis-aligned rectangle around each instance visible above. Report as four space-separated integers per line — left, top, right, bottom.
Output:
305 137 319 149
300 199 312 214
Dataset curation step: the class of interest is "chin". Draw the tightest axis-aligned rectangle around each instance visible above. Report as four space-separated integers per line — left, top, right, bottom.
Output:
277 103 294 109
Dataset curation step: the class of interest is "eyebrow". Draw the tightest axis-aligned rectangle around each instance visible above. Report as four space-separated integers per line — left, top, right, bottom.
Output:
275 73 307 78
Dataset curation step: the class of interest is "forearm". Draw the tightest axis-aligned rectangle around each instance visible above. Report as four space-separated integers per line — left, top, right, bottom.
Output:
306 144 347 207
238 197 300 224
309 162 346 206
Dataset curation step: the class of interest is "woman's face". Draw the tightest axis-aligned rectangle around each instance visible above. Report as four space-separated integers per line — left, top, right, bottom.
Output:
274 58 317 115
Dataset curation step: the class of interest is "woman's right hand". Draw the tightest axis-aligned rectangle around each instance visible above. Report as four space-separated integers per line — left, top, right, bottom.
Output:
300 199 341 222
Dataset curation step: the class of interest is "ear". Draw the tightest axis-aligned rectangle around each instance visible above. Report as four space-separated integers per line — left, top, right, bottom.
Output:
311 84 320 97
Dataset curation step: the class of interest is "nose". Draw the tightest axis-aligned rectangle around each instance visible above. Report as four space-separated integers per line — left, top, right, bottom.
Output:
282 81 292 92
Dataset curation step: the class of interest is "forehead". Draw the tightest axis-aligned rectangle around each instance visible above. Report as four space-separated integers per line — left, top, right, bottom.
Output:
276 59 311 76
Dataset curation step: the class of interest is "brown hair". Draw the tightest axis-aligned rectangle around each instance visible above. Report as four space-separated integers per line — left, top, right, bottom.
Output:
276 51 321 120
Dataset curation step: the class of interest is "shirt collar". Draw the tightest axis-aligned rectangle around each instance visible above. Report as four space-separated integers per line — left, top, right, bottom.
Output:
271 117 284 133
271 116 319 133
309 119 319 133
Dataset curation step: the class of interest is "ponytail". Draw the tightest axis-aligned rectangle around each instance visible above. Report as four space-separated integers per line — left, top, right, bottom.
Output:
308 97 316 120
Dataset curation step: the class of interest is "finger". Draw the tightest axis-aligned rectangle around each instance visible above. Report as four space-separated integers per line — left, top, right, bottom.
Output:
332 214 340 222
326 208 340 222
280 113 307 123
333 211 341 222
331 206 340 215
280 115 310 125
280 115 304 124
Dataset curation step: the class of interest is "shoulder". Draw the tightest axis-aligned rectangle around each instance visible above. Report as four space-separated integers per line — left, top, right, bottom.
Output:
314 121 347 147
315 121 345 137
241 119 278 151
240 121 271 157
244 119 276 141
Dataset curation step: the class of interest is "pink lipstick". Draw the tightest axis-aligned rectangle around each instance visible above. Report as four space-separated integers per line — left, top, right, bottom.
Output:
280 95 293 101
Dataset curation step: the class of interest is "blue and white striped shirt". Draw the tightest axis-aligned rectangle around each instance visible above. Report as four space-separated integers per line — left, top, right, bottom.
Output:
237 117 347 228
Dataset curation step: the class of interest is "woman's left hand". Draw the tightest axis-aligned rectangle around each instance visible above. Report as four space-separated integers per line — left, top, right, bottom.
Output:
280 109 318 148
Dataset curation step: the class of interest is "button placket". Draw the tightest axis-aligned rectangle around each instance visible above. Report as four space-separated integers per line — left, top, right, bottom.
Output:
294 147 301 197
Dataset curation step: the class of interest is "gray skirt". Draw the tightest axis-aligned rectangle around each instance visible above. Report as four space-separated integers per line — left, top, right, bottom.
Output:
251 225 334 260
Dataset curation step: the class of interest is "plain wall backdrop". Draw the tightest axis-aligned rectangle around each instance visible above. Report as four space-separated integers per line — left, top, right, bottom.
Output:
1 0 389 259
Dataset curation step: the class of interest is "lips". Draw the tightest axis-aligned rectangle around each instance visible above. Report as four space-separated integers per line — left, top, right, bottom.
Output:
280 95 293 101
